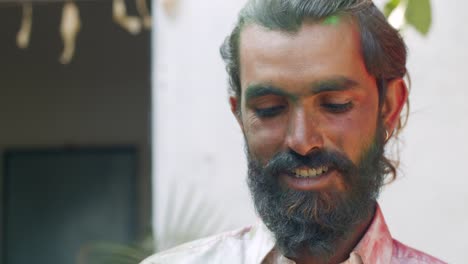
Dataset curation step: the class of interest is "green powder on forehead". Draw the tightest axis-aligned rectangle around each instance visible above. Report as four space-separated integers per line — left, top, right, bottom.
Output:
323 15 340 25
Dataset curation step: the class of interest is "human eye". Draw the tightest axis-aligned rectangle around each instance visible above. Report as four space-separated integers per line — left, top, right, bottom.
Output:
254 105 286 118
321 101 353 113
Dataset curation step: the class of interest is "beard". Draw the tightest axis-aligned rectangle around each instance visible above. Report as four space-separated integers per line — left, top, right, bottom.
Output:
246 125 386 259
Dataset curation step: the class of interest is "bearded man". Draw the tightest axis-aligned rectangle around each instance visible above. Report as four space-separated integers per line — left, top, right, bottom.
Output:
142 0 446 263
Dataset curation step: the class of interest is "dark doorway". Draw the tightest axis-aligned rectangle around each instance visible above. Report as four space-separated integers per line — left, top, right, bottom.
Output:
3 147 138 264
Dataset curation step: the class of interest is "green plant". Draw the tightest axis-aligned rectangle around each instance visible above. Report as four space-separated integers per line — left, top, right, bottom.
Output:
78 181 227 263
384 0 432 35
77 237 154 264
154 182 228 252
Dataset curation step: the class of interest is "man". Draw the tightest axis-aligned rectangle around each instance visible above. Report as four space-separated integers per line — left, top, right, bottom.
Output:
142 0 446 263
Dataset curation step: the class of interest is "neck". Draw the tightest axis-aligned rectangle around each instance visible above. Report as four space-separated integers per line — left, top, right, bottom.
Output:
291 203 376 264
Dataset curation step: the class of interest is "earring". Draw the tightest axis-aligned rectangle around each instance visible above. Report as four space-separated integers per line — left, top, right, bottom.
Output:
384 129 391 142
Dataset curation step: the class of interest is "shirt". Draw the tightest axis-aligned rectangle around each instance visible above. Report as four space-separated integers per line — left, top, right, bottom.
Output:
141 205 446 264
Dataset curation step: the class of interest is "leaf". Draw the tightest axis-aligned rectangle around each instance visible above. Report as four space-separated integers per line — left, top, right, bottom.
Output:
82 241 153 264
383 0 401 17
405 0 432 35
154 181 227 252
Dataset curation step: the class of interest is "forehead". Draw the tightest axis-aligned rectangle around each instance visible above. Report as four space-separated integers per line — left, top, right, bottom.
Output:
238 19 373 94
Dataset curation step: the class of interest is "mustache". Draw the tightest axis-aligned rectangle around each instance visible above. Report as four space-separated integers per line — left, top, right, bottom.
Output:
256 149 358 182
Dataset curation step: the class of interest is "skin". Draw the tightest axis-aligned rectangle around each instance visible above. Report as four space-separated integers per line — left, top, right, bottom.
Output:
230 19 407 264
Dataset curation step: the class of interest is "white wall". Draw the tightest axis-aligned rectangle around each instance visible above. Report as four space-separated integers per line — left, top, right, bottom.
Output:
152 0 253 250
152 0 467 261
378 1 468 262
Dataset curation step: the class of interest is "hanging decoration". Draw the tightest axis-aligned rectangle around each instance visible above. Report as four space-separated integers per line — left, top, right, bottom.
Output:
113 0 142 35
136 0 152 29
16 2 33 49
14 0 152 64
59 1 81 64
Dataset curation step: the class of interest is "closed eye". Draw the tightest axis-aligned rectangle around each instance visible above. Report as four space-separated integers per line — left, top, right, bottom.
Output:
254 105 286 118
321 102 353 113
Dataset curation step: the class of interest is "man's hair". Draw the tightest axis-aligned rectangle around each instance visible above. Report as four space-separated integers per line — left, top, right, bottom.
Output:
220 0 409 181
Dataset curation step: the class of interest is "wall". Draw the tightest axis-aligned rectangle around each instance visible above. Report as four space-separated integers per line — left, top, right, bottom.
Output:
152 0 252 250
152 0 467 262
378 0 468 261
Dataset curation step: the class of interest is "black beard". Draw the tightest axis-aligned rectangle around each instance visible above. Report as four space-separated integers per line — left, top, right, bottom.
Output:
246 128 386 259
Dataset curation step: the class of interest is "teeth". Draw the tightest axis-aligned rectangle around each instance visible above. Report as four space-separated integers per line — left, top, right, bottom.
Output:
316 167 323 174
294 166 329 178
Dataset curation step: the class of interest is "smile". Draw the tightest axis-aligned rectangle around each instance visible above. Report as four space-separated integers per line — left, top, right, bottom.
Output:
293 166 329 178
282 165 337 191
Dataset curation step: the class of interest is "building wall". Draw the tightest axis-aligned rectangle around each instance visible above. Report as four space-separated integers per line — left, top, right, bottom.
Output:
152 0 467 262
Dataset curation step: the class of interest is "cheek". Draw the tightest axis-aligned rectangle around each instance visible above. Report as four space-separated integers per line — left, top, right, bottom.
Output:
329 108 378 164
243 114 287 160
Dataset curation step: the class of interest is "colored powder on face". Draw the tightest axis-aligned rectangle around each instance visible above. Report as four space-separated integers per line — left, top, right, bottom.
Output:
323 15 340 26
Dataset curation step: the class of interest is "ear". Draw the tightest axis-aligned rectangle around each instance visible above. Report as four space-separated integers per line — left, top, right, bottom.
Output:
381 78 408 133
229 96 244 131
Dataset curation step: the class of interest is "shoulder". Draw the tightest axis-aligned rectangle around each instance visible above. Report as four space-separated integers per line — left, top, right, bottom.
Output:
391 239 447 264
140 226 254 264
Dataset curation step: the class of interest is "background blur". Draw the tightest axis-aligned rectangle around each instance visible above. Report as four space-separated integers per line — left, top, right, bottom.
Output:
0 0 466 263
0 1 152 263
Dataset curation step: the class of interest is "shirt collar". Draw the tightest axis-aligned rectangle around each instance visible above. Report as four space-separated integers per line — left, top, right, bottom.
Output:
251 204 393 264
353 204 393 263
246 219 278 263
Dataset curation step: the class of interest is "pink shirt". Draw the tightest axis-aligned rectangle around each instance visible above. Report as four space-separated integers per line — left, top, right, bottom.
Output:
141 206 445 264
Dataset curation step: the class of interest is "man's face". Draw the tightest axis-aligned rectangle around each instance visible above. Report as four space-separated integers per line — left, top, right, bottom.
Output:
231 20 388 256
237 20 380 195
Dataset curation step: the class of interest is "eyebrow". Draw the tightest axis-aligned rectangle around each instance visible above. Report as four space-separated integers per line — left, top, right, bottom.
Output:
245 84 295 102
310 77 359 94
244 76 359 102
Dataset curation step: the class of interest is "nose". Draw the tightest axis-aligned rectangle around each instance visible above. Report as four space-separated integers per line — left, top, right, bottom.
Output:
285 107 324 156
